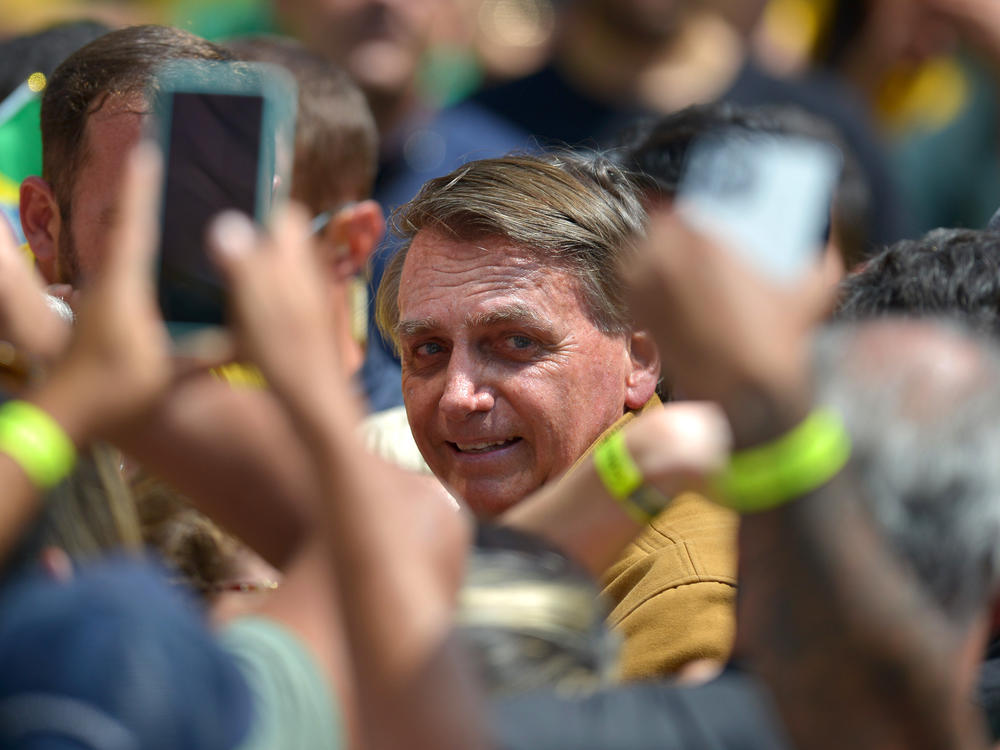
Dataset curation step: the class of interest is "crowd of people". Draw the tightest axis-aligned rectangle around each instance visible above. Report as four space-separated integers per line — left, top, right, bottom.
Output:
3 2 1000 749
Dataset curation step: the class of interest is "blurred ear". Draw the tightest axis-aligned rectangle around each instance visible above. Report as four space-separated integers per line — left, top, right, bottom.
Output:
20 177 62 284
625 329 661 409
320 199 384 282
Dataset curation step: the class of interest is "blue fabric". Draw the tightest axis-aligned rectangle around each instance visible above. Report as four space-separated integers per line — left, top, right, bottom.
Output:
491 665 791 750
0 558 252 750
360 102 531 412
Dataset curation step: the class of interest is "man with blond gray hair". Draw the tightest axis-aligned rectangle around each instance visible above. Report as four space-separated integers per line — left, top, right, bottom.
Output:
376 151 739 679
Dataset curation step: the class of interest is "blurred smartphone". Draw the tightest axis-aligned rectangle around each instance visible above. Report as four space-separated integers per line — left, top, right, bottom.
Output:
676 132 842 282
151 60 296 341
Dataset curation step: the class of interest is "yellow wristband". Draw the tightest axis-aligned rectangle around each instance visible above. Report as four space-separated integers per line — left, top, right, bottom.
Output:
0 400 76 489
593 431 669 524
715 407 851 513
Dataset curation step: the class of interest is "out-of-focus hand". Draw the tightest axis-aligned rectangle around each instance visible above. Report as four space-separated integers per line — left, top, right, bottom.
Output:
36 143 171 441
624 401 731 497
0 223 70 365
625 210 834 445
209 207 348 419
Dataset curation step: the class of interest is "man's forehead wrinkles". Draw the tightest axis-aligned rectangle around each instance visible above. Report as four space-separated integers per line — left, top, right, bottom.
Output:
466 304 547 329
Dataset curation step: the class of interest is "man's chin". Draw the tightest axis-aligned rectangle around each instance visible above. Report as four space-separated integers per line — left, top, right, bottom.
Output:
452 480 533 520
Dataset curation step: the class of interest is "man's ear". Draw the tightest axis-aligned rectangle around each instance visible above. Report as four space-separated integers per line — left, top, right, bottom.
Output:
320 199 385 282
19 177 62 283
624 329 661 410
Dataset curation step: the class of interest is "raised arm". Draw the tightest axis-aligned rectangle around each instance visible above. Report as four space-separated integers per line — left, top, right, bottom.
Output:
0 144 171 562
211 207 480 750
626 210 988 750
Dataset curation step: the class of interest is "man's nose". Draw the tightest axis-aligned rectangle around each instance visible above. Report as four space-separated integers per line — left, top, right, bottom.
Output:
439 353 494 418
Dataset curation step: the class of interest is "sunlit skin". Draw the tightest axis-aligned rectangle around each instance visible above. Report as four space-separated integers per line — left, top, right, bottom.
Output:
397 230 656 517
61 98 146 284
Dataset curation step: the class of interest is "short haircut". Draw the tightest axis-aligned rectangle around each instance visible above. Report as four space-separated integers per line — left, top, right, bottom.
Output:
225 34 378 212
814 321 1000 624
615 102 873 269
836 228 1000 339
40 25 232 221
375 151 647 352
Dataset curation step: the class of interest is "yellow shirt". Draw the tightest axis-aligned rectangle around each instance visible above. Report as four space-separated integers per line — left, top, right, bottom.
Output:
602 492 737 679
568 398 739 680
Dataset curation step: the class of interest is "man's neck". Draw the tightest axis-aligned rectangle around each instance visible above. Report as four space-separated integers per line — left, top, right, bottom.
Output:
556 6 746 114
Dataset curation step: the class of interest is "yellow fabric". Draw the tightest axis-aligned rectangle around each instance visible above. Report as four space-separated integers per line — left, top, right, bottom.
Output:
212 362 267 388
601 491 738 680
0 173 20 203
571 395 738 680
877 56 968 136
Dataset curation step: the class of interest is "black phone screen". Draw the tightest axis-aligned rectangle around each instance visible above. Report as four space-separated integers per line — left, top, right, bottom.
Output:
157 92 264 327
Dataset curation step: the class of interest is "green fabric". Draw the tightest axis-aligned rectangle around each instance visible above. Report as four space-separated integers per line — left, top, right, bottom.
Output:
892 54 1000 232
0 84 42 186
221 617 343 750
170 0 276 41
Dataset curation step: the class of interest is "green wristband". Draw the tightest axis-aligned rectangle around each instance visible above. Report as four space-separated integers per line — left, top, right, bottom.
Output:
715 407 851 513
0 400 76 489
594 431 669 524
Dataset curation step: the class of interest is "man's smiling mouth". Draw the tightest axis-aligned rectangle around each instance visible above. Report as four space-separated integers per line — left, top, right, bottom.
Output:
449 438 521 454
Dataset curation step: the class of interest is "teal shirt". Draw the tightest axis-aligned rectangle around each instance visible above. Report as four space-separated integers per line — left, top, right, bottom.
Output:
221 617 343 750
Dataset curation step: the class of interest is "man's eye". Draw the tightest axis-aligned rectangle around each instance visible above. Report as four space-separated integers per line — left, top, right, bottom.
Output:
508 335 534 349
414 341 445 357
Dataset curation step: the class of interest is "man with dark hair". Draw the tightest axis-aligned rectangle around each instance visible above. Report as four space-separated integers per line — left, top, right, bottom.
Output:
20 25 232 285
11 26 359 750
837 227 1000 336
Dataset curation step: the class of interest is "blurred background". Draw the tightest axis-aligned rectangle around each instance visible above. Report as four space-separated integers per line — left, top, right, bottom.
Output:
3 0 1000 236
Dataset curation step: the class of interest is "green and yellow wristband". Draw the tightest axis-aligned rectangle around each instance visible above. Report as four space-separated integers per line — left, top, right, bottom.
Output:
593 430 671 524
714 407 851 513
0 400 76 489
594 407 851 519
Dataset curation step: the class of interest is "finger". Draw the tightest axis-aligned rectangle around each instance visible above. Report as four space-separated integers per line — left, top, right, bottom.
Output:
270 202 313 261
208 210 259 278
106 141 162 285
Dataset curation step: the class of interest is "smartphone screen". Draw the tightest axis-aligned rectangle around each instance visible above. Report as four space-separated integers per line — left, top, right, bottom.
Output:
677 132 841 282
157 92 264 329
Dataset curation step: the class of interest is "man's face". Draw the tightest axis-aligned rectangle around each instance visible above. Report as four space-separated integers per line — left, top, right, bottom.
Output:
58 98 145 283
274 0 437 100
397 230 638 517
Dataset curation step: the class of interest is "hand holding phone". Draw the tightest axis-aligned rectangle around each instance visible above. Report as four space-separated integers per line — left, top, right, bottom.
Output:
677 131 842 282
151 60 296 340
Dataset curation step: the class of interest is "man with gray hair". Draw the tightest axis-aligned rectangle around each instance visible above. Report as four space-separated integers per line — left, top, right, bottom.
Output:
375 151 662 518
374 151 740 680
